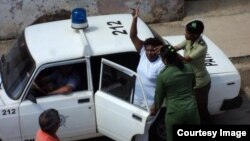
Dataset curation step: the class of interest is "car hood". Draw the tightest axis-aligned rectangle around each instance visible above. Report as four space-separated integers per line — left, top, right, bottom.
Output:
163 35 239 75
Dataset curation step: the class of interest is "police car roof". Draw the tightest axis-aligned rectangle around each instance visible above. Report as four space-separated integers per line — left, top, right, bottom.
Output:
25 14 154 66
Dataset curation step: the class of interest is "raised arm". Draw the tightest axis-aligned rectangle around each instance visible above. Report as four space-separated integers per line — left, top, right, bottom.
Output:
174 40 193 62
130 8 143 52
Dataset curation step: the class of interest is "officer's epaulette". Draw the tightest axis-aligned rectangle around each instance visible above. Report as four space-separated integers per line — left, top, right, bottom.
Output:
198 39 206 46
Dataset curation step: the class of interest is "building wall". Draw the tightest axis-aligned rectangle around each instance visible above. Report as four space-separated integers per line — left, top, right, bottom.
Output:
0 0 184 39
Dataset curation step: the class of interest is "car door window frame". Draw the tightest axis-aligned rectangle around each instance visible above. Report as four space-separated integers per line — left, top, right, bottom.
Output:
98 58 150 112
21 58 90 101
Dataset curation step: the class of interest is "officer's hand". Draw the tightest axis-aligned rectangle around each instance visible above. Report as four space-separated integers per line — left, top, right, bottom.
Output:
154 45 163 55
150 104 157 116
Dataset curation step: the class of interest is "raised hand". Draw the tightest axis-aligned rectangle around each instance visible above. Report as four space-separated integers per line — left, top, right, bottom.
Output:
131 0 140 18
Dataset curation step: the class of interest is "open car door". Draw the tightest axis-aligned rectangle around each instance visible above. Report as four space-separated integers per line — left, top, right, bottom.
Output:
94 58 150 141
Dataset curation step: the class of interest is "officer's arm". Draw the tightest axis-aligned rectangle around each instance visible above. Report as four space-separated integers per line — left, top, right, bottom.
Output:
180 55 193 62
154 75 166 110
174 40 186 51
189 44 207 60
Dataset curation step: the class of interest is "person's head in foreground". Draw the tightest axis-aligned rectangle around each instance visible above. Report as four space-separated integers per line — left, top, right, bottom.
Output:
39 108 60 135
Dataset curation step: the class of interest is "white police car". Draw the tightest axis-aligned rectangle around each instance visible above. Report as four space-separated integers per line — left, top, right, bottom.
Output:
0 8 241 141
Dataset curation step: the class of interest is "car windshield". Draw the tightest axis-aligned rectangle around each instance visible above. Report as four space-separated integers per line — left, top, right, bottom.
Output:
1 32 35 100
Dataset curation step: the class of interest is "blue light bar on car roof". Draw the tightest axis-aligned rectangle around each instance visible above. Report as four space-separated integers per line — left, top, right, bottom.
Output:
71 8 88 29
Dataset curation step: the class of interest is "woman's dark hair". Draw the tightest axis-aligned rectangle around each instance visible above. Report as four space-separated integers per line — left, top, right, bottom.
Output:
160 45 184 70
186 20 204 34
144 37 163 47
39 108 60 134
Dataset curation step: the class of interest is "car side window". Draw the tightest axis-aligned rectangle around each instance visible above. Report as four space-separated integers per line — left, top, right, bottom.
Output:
28 62 87 98
100 63 136 103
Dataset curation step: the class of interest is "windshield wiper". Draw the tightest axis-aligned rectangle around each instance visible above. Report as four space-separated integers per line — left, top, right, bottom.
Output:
0 77 2 89
0 54 5 69
0 64 1 89
0 54 5 89
1 54 5 62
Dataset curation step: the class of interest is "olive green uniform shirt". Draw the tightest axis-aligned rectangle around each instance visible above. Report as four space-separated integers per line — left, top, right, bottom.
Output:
155 64 200 141
154 64 197 113
177 36 211 88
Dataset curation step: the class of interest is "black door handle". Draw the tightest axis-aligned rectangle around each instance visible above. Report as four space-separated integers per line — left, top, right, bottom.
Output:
78 98 90 103
227 82 235 85
132 114 142 122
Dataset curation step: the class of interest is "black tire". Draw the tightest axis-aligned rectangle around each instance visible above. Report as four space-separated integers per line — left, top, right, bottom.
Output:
149 108 167 141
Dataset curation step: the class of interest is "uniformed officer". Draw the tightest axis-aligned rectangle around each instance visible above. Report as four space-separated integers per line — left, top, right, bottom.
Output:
151 45 200 141
175 20 212 124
